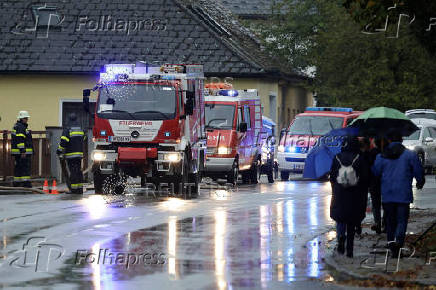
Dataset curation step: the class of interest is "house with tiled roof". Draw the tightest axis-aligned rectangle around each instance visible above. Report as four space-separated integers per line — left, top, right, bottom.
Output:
0 0 312 132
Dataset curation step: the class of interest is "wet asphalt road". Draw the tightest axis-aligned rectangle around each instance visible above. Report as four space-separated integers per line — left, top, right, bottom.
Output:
0 176 435 289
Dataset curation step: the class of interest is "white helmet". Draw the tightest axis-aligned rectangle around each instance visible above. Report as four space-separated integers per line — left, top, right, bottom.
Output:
17 111 30 119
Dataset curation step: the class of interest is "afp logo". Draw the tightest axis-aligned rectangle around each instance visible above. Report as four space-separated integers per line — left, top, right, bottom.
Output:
8 237 64 272
11 3 65 38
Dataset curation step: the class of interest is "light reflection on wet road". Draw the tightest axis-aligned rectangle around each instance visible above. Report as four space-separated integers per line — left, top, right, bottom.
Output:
79 179 335 289
0 176 434 289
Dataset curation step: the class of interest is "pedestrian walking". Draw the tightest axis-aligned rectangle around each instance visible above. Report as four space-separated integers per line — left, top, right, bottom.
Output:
372 130 425 257
57 113 86 194
330 136 370 258
11 111 33 188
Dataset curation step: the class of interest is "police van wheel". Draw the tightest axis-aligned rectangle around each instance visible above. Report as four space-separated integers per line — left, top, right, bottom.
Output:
280 171 290 181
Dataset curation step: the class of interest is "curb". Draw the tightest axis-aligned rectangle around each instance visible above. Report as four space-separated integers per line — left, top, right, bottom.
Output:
322 234 436 286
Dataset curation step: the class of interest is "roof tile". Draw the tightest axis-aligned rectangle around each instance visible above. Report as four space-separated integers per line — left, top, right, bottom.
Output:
0 0 290 76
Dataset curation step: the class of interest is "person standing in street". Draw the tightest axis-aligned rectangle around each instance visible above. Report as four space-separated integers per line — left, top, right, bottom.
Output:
11 111 33 188
57 113 86 194
368 137 384 234
372 130 425 257
330 136 370 258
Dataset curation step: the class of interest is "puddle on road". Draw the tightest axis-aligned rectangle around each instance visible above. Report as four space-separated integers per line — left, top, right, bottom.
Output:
59 199 334 289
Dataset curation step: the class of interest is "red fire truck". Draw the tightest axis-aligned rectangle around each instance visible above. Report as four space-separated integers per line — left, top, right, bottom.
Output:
203 85 263 184
83 63 206 195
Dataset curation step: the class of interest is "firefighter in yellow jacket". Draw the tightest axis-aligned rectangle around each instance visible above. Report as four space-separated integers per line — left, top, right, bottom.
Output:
11 111 33 188
57 113 86 194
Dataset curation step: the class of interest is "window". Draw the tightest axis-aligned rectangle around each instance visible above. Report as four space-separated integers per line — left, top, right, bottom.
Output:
404 129 421 140
244 106 251 128
238 107 243 129
429 127 436 138
422 128 431 139
289 116 343 135
205 104 236 129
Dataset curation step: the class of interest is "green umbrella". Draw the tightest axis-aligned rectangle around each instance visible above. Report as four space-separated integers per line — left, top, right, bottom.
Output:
350 107 419 137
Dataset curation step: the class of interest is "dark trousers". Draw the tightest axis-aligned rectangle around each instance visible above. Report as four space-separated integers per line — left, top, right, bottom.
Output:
370 190 382 226
336 221 357 252
13 155 32 188
383 202 410 247
67 158 83 194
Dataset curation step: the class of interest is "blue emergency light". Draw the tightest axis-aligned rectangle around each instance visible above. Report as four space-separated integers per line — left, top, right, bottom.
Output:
219 90 239 97
306 107 353 113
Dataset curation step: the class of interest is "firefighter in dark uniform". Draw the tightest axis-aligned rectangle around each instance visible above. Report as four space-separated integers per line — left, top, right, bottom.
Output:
11 111 33 188
56 113 86 194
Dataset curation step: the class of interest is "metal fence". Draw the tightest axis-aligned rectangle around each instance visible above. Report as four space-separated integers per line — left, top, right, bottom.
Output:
0 130 51 181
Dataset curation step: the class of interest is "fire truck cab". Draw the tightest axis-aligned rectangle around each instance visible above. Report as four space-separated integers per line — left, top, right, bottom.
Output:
83 63 206 195
204 85 262 184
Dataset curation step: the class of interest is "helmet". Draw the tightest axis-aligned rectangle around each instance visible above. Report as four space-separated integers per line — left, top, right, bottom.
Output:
17 111 30 119
68 113 78 122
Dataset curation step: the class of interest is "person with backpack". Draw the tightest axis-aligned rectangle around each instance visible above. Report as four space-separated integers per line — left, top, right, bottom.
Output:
330 135 370 258
372 130 425 258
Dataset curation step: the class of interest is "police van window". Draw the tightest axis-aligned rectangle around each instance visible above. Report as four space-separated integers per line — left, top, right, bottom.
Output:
244 106 251 129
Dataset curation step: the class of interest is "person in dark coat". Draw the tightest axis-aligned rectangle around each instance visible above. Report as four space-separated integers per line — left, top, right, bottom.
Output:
368 137 384 234
56 113 86 194
372 130 425 257
330 136 370 258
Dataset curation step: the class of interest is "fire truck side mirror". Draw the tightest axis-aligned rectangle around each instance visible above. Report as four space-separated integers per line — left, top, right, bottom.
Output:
239 122 248 133
83 89 91 113
185 97 194 116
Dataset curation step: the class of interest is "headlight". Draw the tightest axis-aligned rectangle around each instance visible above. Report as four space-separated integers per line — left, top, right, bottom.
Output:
165 153 181 162
278 145 285 153
217 147 231 155
406 145 416 150
93 152 106 161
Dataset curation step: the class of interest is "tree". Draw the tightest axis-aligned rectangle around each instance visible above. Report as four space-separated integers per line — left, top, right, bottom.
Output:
257 0 436 111
343 0 436 55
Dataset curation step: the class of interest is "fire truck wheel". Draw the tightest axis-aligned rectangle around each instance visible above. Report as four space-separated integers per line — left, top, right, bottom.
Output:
241 171 250 184
267 171 274 183
175 154 189 197
249 160 259 184
188 172 200 198
226 160 239 185
103 174 126 195
280 171 290 181
93 171 104 194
